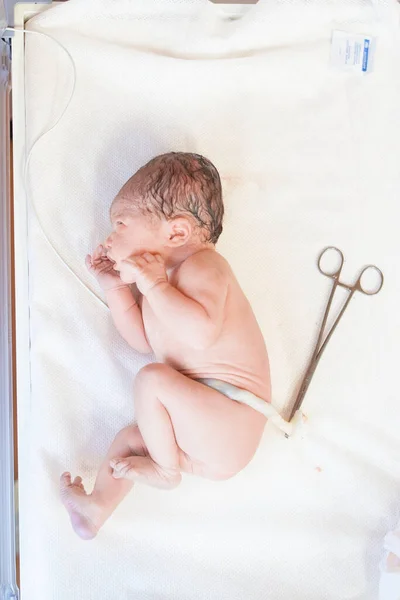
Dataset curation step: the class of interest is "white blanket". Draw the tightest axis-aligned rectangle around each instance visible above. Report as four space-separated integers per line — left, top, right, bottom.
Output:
18 1 400 598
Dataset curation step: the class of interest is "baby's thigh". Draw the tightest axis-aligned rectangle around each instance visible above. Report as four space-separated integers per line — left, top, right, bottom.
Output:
135 364 266 469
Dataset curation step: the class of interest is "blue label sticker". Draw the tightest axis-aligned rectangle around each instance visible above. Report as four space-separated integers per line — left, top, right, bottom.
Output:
362 39 370 72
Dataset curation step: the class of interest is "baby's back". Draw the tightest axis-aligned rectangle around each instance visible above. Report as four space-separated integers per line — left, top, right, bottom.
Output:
143 250 271 400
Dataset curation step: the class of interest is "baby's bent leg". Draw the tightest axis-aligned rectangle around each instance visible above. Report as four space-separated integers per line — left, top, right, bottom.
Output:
111 366 183 489
92 425 147 507
60 425 146 539
112 363 265 486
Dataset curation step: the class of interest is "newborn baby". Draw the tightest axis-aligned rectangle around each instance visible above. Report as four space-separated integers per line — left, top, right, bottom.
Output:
60 152 286 540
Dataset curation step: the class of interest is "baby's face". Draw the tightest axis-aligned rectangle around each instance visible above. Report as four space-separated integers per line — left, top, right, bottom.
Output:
105 201 164 268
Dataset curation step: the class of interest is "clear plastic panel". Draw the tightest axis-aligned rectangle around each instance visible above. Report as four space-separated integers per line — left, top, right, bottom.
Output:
0 37 19 600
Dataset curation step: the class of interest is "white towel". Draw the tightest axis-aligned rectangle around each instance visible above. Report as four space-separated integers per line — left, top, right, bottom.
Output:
16 1 400 598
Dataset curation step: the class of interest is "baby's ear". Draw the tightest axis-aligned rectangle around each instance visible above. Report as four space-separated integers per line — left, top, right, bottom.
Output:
165 217 192 247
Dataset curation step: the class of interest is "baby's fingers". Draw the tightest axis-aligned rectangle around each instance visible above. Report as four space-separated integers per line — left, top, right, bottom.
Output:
85 255 94 271
132 256 147 268
142 252 156 263
93 244 105 260
119 258 139 271
121 257 143 270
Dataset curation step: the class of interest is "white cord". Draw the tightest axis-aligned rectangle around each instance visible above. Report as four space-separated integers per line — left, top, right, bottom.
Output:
9 26 107 309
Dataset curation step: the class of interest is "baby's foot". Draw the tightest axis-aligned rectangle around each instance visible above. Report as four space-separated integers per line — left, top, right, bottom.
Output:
60 473 101 540
110 456 181 490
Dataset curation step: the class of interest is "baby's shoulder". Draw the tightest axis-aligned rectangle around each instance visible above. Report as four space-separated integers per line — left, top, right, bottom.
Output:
180 248 231 277
173 249 232 291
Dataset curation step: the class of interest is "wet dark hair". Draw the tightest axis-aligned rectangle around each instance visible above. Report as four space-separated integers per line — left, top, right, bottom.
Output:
118 152 224 244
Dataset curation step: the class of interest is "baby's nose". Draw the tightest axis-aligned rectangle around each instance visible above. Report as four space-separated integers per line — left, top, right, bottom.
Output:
104 235 113 249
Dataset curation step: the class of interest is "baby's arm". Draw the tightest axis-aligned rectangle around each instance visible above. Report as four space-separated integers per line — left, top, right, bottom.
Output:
86 245 151 354
105 287 151 354
119 251 228 349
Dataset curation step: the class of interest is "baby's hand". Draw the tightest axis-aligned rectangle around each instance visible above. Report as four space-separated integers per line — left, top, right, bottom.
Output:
86 245 125 292
118 253 167 296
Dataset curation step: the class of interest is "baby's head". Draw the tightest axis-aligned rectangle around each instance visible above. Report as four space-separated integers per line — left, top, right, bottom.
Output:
105 152 224 267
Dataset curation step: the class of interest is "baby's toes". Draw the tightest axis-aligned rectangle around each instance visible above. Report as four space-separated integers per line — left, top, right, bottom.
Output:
60 472 72 488
73 476 85 490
